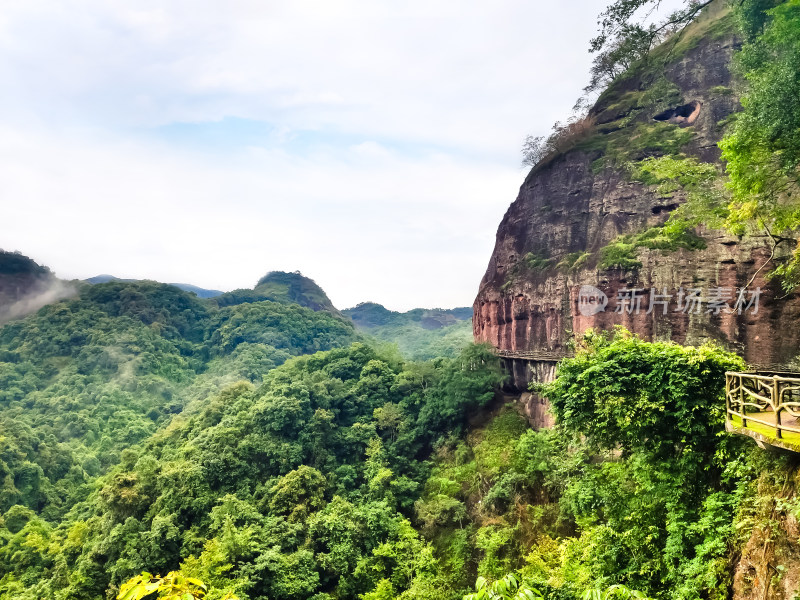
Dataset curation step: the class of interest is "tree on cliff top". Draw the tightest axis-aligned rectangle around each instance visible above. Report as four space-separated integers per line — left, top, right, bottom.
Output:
585 0 719 93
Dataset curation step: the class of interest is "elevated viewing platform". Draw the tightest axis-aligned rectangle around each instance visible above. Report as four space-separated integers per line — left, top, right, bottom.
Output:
725 371 800 453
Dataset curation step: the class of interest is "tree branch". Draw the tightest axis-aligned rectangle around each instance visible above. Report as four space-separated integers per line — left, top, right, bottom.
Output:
744 219 782 290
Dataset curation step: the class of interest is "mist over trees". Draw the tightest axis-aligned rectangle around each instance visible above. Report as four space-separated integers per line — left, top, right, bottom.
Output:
3 1 800 599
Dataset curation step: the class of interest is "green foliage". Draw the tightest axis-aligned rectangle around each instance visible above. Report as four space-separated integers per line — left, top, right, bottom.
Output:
595 78 682 129
598 219 707 271
473 411 530 480
634 224 706 252
578 4 737 174
343 303 474 361
632 155 718 193
735 0 783 39
592 154 724 271
0 273 790 600
0 333 502 599
630 154 728 231
251 271 337 313
523 253 555 272
0 281 357 522
464 574 542 600
117 570 237 600
590 1 800 294
585 122 695 174
545 329 744 466
0 250 51 277
535 330 749 597
556 252 591 273
581 584 651 600
720 0 800 290
598 239 642 271
6 5 800 592
589 0 734 97
707 85 734 97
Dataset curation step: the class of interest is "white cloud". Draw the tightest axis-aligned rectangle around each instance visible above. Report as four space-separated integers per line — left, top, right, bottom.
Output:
0 123 519 309
0 0 684 310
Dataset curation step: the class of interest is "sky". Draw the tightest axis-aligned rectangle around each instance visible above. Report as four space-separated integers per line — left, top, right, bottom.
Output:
0 0 681 311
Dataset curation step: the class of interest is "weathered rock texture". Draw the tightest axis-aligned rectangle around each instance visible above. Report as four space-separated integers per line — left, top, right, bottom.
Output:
474 6 800 400
731 462 800 600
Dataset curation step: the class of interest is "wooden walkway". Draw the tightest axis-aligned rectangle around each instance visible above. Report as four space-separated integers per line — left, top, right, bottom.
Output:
726 371 800 452
495 349 572 362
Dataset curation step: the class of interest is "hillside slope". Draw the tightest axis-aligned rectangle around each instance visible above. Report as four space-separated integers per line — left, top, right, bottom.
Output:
0 280 357 521
344 302 473 360
214 270 340 314
0 251 75 324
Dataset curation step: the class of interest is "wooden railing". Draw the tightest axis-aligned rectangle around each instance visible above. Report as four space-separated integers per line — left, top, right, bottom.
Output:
725 371 800 440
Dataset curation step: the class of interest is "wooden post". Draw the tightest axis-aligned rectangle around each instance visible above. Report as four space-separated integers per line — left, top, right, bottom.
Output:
741 373 747 428
725 374 731 423
774 376 782 439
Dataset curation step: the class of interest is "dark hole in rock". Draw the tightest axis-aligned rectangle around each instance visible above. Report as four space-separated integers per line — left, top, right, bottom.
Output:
651 203 680 215
653 101 702 125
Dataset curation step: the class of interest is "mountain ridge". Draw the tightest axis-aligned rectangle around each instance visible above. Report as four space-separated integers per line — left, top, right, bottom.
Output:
86 274 224 298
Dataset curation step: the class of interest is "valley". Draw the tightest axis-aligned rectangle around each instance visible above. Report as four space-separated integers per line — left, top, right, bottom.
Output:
2 0 800 599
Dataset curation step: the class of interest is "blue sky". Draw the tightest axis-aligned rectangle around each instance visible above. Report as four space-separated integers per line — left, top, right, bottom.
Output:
0 0 683 311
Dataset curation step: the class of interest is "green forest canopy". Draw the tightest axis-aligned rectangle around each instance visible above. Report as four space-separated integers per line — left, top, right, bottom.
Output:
3 1 800 599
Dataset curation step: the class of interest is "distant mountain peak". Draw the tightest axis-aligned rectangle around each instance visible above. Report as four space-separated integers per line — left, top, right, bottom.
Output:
253 271 338 313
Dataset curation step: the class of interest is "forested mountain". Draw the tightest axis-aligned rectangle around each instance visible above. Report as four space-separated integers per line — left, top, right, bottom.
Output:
2 0 800 599
0 273 503 599
0 280 357 522
0 251 75 324
212 272 340 314
343 303 473 360
86 276 223 299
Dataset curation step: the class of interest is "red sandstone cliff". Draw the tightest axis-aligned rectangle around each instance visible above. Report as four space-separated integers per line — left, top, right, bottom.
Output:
474 6 800 384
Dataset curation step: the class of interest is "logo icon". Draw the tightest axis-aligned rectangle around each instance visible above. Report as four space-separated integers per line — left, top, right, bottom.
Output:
578 285 608 316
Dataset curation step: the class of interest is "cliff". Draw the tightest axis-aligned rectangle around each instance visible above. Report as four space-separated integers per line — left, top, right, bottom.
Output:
474 4 800 397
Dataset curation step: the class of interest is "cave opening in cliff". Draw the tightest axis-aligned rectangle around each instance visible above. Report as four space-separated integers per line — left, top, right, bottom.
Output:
653 100 701 124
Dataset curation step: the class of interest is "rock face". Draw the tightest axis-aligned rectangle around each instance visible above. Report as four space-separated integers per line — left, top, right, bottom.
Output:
474 6 800 401
730 466 800 600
